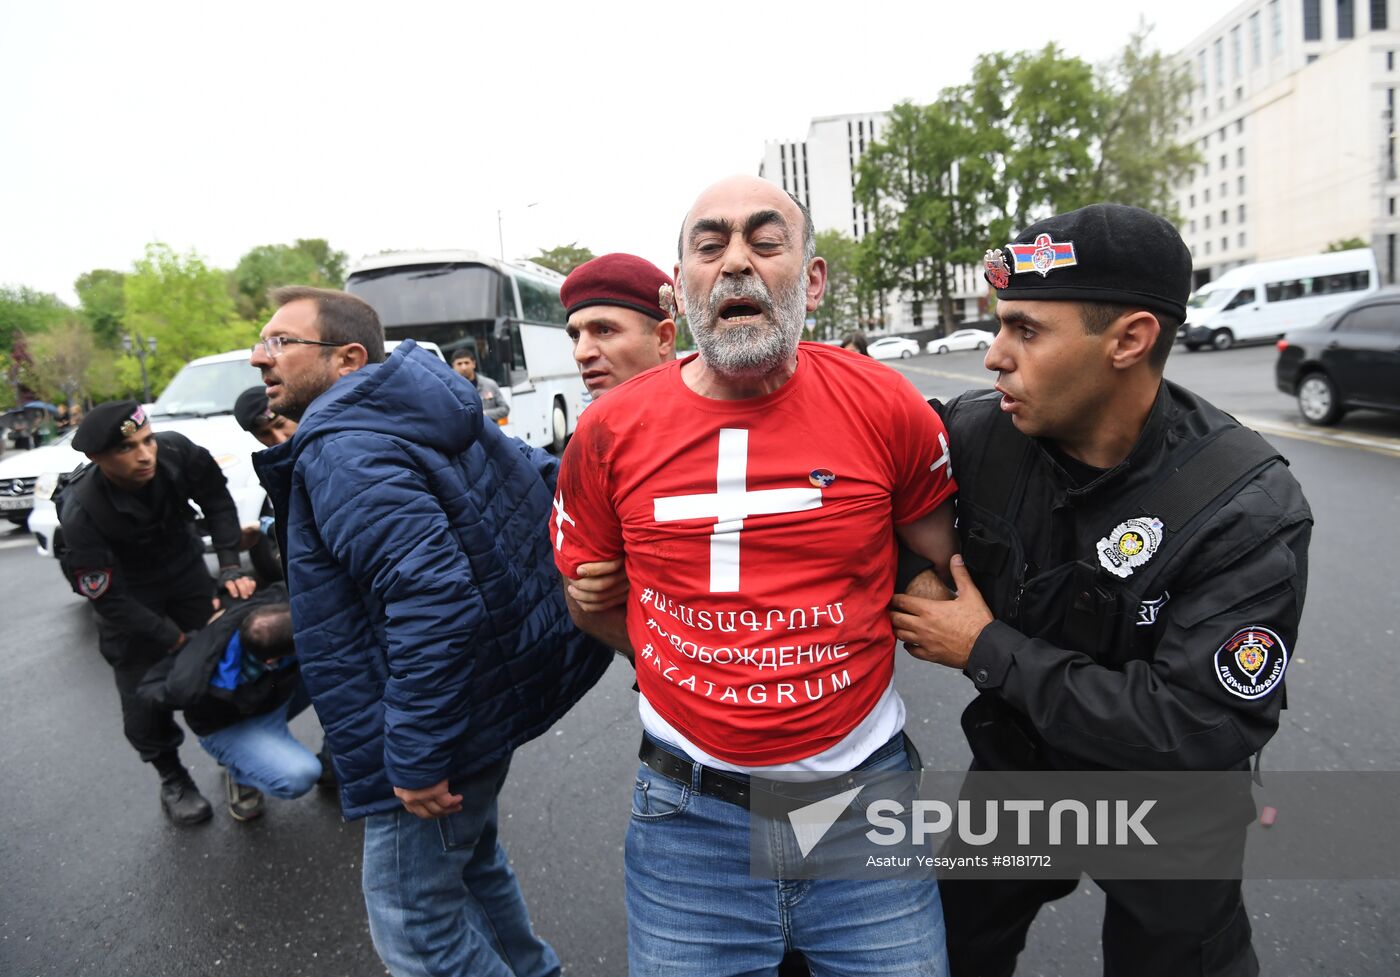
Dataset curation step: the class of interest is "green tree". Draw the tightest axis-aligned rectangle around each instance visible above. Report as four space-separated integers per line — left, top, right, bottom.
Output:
963 44 1107 230
27 320 102 407
231 239 349 321
74 269 127 347
812 230 869 340
1090 26 1200 218
122 243 259 396
529 243 596 276
1325 237 1369 252
855 99 1002 331
0 285 69 351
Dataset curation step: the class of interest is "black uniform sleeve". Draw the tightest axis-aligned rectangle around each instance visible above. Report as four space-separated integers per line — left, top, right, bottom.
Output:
171 433 243 568
59 508 184 649
965 504 1312 771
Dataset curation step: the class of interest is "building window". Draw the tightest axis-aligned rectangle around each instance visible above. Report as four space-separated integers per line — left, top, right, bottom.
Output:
1190 220 1198 233
1231 25 1243 77
1390 197 1396 215
1250 12 1263 65
1239 175 1247 193
1271 0 1284 55
1307 53 1320 63
1206 240 1213 255
1222 209 1229 225
1190 193 1197 207
1205 188 1212 203
1205 161 1212 176
1237 118 1245 134
1198 50 1208 87
1206 214 1213 228
1238 147 1246 166
1239 232 1248 247
1390 50 1396 70
1222 182 1229 197
1214 37 1225 87
1339 0 1356 38
1222 236 1229 251
1218 126 1226 141
1239 204 1247 222
1221 154 1228 170
1375 0 1390 30
1303 0 1322 41
1202 134 1210 149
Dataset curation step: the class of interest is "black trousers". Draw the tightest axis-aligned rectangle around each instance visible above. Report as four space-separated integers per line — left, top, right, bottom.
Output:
96 564 215 768
941 864 1258 977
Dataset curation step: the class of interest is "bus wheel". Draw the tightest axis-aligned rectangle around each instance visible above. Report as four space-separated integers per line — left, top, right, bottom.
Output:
550 398 568 455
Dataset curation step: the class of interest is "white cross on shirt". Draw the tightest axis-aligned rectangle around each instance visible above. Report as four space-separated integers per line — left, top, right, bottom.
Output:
653 428 823 593
553 491 576 550
929 431 952 482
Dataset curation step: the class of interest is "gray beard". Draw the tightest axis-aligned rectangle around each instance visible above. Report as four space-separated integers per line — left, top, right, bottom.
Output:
683 271 807 378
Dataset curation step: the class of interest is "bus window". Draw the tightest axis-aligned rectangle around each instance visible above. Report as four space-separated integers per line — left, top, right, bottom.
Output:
516 275 567 324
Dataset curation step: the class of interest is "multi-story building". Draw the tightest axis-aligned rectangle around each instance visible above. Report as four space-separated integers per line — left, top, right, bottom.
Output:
1177 0 1400 288
759 112 985 335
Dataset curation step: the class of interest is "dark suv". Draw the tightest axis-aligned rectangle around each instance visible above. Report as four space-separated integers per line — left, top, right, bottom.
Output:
1275 291 1400 425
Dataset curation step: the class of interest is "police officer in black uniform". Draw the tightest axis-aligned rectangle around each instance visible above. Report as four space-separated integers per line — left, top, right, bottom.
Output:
61 400 258 825
890 204 1312 977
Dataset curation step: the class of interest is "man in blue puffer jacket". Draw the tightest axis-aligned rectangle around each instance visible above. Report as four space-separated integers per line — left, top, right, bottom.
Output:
250 286 610 977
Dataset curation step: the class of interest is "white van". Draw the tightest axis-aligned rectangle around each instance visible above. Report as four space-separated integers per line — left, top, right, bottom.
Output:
1181 248 1379 351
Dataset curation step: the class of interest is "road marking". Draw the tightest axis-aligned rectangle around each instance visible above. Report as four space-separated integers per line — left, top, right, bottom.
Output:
897 362 990 386
1235 415 1400 458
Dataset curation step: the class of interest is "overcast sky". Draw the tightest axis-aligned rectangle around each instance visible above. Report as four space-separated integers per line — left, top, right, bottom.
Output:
2 0 1227 304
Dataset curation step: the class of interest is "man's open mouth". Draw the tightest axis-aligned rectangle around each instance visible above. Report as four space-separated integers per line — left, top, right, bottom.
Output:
717 298 764 322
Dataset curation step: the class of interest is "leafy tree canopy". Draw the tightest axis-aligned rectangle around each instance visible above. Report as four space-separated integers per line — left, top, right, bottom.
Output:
529 243 596 276
232 238 349 321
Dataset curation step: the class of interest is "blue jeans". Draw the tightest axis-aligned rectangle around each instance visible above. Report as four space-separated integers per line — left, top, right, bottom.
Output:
626 733 950 977
196 685 321 798
361 756 559 977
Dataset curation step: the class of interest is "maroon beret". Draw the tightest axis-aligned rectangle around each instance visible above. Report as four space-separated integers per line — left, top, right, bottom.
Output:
561 253 677 322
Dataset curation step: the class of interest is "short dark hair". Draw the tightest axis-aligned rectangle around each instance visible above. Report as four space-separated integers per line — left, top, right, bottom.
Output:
240 603 295 662
270 286 385 364
452 348 475 364
1079 303 1180 372
840 331 869 356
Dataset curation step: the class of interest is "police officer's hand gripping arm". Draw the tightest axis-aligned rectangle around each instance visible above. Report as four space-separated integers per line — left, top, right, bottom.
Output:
184 438 257 600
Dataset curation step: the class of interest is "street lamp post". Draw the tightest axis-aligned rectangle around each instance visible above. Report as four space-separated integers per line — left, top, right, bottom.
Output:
122 333 158 403
497 202 540 260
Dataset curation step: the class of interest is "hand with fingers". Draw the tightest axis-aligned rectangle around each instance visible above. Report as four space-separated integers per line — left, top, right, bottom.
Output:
393 779 464 819
567 559 629 613
889 555 993 671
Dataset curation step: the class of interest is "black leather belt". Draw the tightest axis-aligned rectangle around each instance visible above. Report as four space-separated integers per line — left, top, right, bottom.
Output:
639 737 754 808
638 735 910 811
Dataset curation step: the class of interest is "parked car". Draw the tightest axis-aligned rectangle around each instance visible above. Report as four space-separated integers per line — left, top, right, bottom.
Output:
926 329 995 355
1182 248 1378 351
1275 291 1400 425
867 336 922 361
0 430 84 527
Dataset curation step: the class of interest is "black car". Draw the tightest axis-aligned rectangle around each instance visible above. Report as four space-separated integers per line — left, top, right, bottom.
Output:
1275 291 1400 425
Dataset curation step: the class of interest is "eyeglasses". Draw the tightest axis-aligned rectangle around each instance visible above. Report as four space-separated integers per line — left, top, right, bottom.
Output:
251 336 349 358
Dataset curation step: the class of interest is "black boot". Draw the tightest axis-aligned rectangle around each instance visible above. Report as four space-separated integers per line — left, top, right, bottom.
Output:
316 741 337 788
159 768 213 826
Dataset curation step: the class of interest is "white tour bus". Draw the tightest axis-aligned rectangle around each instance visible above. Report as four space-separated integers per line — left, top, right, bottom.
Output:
345 250 587 452
1181 248 1379 351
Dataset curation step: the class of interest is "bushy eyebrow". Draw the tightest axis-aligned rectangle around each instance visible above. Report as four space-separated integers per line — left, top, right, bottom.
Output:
687 210 792 251
998 309 1047 330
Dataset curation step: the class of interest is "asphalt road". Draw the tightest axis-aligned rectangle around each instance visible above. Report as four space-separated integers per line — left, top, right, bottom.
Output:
1 344 1397 976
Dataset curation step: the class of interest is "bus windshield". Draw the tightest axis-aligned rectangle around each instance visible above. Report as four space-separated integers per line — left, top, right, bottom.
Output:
348 264 505 328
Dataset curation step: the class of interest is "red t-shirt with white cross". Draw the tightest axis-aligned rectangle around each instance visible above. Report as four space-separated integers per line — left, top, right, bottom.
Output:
553 343 957 765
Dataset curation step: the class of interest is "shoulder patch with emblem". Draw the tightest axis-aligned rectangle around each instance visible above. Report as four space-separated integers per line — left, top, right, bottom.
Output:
1215 626 1288 700
76 569 112 600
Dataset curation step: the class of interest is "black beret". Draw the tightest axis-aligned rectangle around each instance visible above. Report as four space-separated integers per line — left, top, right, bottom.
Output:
984 203 1192 322
233 386 276 433
73 400 148 454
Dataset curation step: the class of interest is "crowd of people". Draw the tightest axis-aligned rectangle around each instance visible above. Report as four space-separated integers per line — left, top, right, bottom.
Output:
54 176 1312 977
